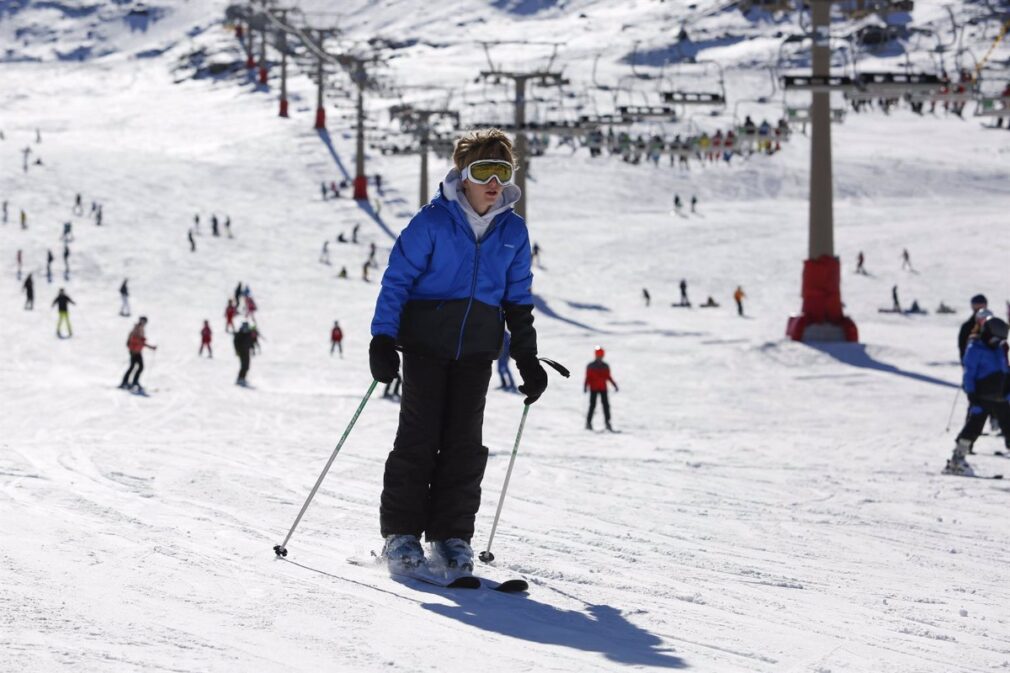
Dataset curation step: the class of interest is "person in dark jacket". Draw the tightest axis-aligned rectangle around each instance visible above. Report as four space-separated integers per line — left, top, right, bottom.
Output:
369 128 548 573
330 320 343 357
52 288 75 337
585 346 618 431
119 279 130 317
23 273 34 310
958 294 988 363
946 317 1010 475
234 322 254 386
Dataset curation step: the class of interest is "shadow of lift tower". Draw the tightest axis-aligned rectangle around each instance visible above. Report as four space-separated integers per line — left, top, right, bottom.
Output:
780 0 938 342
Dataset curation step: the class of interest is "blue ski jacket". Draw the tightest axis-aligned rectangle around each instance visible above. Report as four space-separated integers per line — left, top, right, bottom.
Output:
962 339 1009 400
371 186 537 361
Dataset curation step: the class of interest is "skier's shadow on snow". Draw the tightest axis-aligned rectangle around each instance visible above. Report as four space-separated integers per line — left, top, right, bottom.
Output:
419 589 686 668
807 342 958 389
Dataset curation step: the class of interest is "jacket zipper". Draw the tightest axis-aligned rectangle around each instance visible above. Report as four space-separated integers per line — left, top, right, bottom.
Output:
455 238 481 360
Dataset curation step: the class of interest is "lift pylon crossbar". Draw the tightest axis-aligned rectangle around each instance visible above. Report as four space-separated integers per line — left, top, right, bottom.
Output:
660 91 726 105
781 75 856 92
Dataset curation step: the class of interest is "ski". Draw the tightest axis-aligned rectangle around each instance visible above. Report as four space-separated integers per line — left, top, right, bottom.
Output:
994 451 1009 458
479 577 529 593
942 471 1003 480
389 565 481 589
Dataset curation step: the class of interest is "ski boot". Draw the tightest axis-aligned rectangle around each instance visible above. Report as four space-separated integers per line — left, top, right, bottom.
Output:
943 439 975 476
585 421 593 431
382 534 425 571
430 538 474 574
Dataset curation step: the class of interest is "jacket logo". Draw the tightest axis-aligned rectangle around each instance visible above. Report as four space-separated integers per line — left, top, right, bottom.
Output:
504 243 515 248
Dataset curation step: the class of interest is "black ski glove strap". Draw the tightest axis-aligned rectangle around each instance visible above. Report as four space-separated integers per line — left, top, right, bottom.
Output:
515 356 570 405
369 335 400 384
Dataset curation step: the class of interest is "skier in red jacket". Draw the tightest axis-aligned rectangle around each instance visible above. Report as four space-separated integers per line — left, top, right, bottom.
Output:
330 320 344 357
200 320 213 358
585 346 618 431
120 317 157 392
225 299 237 333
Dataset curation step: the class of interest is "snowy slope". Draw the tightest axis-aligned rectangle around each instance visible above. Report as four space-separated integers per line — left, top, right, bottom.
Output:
2 1 1010 672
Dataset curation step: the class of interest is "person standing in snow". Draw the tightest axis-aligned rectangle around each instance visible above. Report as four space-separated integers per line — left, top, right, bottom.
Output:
119 316 157 392
330 320 344 357
119 279 130 317
46 249 54 282
734 285 746 316
369 128 547 573
188 229 196 252
642 288 651 307
16 249 22 280
497 330 516 391
585 347 618 431
320 240 331 265
211 214 220 237
200 320 213 358
234 322 254 386
225 215 232 238
856 251 866 275
901 248 913 271
945 317 1010 475
234 282 243 306
224 299 238 333
52 288 75 338
959 295 989 364
679 279 690 306
22 273 34 310
891 285 901 312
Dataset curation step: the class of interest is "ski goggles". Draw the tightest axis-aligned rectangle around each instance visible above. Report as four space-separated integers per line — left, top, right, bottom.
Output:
461 159 514 185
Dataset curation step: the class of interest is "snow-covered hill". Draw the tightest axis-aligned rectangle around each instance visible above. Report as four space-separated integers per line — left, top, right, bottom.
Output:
2 1 1010 671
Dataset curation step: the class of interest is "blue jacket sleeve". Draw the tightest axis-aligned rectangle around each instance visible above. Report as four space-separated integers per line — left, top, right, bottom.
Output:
371 213 434 338
502 224 534 306
962 344 979 393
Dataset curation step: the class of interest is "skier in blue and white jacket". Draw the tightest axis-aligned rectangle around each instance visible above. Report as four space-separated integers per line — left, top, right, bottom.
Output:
369 129 548 574
946 316 1010 475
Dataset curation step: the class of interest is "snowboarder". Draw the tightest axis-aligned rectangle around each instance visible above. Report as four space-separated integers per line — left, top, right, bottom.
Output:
337 232 349 244
199 320 213 357
330 320 343 357
234 322 254 386
856 251 866 275
225 299 238 333
52 288 75 337
901 248 913 271
734 285 746 316
642 288 651 307
891 285 901 312
119 317 157 392
320 240 331 264
585 346 618 431
679 279 690 306
701 296 720 308
188 229 196 252
945 317 1010 475
959 295 989 363
119 279 130 317
497 330 516 391
369 128 547 573
22 273 34 310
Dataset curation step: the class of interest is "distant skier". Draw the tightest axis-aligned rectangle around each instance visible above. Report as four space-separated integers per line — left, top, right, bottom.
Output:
211 214 220 237
16 249 22 280
62 244 70 276
1 200 7 223
679 279 690 306
531 241 541 268
22 273 34 310
585 347 618 431
234 322 254 386
701 296 720 308
193 213 200 234
73 193 83 215
119 279 130 317
95 205 103 227
497 330 516 391
368 241 378 268
20 209 26 230
642 288 651 307
856 251 866 275
225 299 238 333
352 223 360 244
321 181 328 200
733 285 746 316
52 288 75 338
234 282 243 306
958 294 989 363
891 285 901 312
945 316 1010 475
330 320 343 357
901 248 913 271
690 195 697 213
119 317 157 392
225 215 232 238
362 260 370 282
188 229 196 252
62 221 73 243
200 320 213 357
320 240 331 264
250 325 263 354
243 293 257 322
338 266 348 279
673 194 682 211
330 181 340 199
46 249 53 282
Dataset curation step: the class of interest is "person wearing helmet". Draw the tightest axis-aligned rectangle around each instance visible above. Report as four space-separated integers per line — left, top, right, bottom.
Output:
945 316 1010 475
369 129 548 575
585 347 618 432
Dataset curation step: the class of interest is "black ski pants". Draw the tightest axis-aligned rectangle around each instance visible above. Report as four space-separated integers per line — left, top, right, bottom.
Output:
237 351 250 381
958 398 1010 448
587 390 611 425
121 352 143 387
380 352 492 542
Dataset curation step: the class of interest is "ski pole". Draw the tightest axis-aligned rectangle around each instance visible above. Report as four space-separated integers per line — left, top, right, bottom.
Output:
479 403 531 564
945 388 961 433
274 379 377 557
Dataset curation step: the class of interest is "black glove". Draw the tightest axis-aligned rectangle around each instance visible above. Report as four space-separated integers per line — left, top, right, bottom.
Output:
369 335 399 383
966 392 979 407
516 356 548 405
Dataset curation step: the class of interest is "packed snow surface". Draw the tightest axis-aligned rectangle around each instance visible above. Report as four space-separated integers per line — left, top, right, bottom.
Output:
2 1 1010 671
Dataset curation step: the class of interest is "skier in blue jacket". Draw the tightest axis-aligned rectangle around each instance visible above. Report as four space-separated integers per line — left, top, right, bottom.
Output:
369 129 548 574
946 316 1010 475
